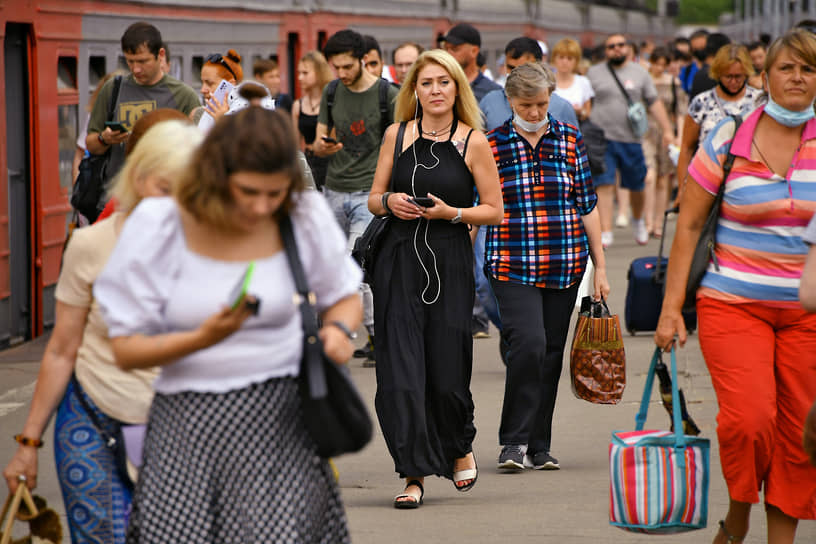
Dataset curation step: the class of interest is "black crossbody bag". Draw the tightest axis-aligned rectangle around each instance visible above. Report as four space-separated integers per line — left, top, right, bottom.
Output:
71 75 123 223
351 121 405 284
279 215 373 458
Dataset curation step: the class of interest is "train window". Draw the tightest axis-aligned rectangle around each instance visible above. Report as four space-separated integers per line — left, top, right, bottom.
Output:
192 55 204 85
317 31 327 51
169 56 183 81
58 105 78 191
57 57 77 91
89 56 106 88
118 56 128 72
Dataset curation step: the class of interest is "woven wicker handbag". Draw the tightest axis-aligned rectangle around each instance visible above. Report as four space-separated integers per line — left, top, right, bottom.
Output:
0 477 62 544
569 296 626 404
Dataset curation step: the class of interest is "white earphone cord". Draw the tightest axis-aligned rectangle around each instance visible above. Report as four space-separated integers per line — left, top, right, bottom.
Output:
411 118 442 305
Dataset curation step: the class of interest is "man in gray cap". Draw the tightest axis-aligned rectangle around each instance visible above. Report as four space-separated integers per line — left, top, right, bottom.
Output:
443 23 501 102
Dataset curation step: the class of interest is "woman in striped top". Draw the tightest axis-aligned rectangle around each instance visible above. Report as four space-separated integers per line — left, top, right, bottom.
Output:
656 29 816 544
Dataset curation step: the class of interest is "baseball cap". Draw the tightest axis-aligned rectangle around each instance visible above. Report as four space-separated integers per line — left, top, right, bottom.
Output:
444 23 481 47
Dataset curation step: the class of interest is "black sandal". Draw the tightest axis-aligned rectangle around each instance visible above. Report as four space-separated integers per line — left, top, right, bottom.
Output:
718 520 744 543
393 480 424 509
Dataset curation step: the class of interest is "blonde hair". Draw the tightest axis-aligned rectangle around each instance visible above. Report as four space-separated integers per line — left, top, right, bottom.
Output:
504 62 556 100
709 44 755 81
394 49 483 131
551 38 582 64
299 50 333 92
110 120 203 214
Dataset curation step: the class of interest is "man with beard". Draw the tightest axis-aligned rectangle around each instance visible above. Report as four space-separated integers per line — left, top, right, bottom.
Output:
314 29 398 366
587 33 674 248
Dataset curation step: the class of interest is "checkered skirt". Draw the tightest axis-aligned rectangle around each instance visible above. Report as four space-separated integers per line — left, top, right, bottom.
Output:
126 376 350 543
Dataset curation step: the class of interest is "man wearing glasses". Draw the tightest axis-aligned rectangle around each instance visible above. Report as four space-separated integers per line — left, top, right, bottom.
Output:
587 33 674 248
86 22 199 187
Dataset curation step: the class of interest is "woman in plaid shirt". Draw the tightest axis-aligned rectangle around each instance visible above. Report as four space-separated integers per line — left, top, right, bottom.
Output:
485 63 610 471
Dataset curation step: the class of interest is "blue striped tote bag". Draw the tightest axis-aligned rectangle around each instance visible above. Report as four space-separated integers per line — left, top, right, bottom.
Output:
609 347 710 533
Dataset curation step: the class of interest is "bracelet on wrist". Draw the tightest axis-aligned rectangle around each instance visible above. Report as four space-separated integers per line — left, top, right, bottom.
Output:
14 434 43 448
381 192 393 215
97 132 108 146
328 320 357 340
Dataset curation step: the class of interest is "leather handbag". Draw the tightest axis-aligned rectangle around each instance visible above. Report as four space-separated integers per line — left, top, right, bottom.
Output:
609 347 710 534
683 115 741 311
71 75 123 223
0 478 62 544
607 63 648 139
351 121 405 285
569 296 626 404
280 215 374 458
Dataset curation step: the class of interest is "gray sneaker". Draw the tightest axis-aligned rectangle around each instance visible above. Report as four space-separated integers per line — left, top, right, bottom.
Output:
498 445 526 470
531 451 560 470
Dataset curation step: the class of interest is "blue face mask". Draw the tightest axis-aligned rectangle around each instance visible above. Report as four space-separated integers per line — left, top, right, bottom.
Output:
765 90 816 127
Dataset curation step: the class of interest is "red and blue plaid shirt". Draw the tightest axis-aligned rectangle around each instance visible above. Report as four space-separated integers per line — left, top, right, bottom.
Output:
485 115 597 289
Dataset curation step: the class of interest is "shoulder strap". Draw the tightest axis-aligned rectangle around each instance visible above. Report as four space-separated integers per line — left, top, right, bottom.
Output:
716 115 743 201
462 128 475 158
379 78 390 137
70 375 118 447
606 63 633 106
107 75 123 123
325 79 340 134
279 216 327 398
390 122 406 191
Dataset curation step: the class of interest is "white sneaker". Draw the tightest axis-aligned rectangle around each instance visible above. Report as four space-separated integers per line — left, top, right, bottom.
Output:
633 219 649 245
601 231 614 249
615 214 629 228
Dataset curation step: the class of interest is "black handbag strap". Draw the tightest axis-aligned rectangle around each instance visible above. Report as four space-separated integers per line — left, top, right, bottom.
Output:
107 75 123 123
606 62 634 107
389 121 406 191
279 215 328 398
70 374 118 448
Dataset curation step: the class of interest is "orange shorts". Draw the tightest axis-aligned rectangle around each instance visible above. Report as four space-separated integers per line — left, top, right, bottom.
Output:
697 296 816 519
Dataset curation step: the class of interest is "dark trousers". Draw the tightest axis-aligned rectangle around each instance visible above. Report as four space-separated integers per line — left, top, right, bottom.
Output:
490 277 579 455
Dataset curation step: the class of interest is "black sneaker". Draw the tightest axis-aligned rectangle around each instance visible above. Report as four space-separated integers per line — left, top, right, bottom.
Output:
531 451 560 470
497 445 526 470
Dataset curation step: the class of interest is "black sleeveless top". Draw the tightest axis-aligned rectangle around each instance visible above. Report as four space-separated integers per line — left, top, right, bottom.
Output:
391 117 475 237
297 98 318 145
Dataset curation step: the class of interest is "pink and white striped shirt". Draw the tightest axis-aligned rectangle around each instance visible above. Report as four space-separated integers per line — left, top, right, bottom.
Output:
688 106 816 308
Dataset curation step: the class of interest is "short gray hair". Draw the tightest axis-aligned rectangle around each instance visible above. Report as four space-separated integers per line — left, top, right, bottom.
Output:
504 62 556 100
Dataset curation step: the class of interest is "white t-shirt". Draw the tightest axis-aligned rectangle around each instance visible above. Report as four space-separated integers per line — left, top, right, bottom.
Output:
94 191 362 394
553 75 594 108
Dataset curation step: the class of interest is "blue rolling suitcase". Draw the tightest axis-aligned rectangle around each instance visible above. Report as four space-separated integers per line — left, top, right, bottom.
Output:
624 211 697 335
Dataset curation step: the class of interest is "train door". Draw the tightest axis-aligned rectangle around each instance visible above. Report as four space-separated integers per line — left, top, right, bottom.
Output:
3 23 33 346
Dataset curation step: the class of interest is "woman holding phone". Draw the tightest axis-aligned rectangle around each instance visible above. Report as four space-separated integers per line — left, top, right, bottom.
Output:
367 49 502 508
3 120 202 544
94 107 361 542
194 49 243 123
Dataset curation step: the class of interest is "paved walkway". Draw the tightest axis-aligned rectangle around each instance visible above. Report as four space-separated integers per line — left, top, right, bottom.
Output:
1 218 814 542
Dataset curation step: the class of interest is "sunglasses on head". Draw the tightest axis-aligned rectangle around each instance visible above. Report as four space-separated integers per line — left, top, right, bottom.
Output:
205 53 238 81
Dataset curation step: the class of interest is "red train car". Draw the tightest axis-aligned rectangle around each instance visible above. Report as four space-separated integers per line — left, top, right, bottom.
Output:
0 0 672 346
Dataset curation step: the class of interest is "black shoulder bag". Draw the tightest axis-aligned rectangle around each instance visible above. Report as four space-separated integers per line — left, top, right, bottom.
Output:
683 115 742 311
351 121 405 284
279 215 373 458
71 75 123 223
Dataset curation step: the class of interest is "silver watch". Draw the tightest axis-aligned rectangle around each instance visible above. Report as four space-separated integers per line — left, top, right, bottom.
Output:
450 208 463 224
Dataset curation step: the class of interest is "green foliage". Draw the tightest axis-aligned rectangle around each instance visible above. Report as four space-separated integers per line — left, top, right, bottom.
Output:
676 0 733 24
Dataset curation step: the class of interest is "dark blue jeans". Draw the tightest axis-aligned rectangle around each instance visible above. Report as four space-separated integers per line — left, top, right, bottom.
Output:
490 277 579 455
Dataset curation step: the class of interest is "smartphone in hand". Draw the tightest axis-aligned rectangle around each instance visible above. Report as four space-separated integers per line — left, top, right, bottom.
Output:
409 196 435 207
105 121 128 133
227 262 261 315
321 136 338 145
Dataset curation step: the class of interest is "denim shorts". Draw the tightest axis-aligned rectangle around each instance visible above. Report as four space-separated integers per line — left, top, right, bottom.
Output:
593 140 647 191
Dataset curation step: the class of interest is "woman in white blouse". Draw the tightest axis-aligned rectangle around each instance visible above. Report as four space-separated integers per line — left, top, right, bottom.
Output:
552 38 594 122
94 107 362 543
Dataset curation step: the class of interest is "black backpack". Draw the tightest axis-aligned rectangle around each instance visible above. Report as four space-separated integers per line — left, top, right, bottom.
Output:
71 75 123 223
325 77 391 138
